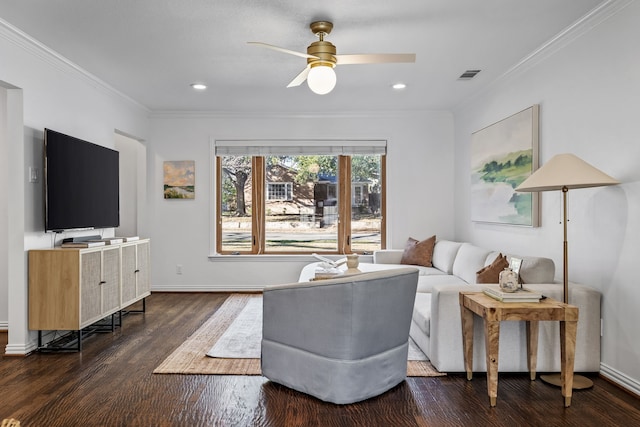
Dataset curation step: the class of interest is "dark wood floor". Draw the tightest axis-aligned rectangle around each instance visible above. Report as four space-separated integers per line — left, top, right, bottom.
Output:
1 292 639 427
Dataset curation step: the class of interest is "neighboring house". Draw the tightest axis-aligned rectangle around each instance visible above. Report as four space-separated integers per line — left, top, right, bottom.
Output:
264 164 314 215
234 164 379 218
313 173 380 226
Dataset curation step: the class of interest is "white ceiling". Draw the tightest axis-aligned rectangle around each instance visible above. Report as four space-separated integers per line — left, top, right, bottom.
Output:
0 0 605 112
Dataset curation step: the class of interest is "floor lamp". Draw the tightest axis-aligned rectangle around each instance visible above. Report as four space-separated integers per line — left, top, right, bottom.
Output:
515 153 619 389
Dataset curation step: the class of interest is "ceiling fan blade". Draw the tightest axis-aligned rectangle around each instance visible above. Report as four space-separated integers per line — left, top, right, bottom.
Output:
336 53 416 65
248 42 318 60
287 66 311 87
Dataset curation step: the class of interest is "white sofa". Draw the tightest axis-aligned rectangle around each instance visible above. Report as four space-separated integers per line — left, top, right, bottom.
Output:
298 240 601 373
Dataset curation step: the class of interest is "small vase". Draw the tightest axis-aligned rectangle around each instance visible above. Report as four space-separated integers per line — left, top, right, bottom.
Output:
346 254 360 273
499 268 519 293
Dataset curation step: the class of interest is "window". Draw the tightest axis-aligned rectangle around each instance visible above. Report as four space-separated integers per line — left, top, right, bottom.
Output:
353 185 364 205
217 156 255 253
214 141 386 255
267 182 293 201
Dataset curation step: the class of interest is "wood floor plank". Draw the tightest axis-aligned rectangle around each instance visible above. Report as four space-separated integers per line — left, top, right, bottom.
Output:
1 292 639 426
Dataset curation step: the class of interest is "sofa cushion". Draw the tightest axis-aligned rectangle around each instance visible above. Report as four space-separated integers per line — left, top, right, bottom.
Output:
431 240 463 274
476 253 509 284
400 235 436 267
417 274 467 293
452 243 493 284
357 263 442 277
412 293 431 337
512 255 556 284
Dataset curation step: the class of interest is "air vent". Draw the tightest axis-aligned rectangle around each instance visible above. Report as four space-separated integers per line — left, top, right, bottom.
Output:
458 69 481 80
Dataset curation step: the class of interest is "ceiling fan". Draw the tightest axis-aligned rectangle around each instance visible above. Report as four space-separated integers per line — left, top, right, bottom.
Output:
248 21 416 95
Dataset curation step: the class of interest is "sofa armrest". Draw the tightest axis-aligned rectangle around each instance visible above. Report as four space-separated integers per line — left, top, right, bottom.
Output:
428 282 601 373
428 283 483 372
373 249 404 265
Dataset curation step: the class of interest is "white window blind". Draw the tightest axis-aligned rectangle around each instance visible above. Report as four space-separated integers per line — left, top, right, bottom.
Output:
214 140 386 156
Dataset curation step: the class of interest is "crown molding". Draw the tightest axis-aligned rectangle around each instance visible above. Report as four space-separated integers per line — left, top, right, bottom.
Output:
0 17 149 113
148 108 450 120
454 0 635 112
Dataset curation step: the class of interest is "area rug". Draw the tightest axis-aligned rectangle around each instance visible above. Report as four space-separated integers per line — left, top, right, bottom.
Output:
154 293 445 377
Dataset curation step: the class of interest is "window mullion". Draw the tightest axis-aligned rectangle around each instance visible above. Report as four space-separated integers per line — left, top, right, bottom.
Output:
381 155 387 250
339 156 352 254
252 157 266 254
215 157 223 253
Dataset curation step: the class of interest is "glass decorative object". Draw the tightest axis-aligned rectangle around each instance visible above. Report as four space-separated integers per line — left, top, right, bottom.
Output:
499 268 519 293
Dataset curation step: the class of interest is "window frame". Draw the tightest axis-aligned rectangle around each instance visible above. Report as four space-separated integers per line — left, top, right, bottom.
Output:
213 142 386 256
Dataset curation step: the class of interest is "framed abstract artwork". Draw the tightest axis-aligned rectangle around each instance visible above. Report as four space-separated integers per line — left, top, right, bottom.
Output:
164 160 195 199
470 105 539 226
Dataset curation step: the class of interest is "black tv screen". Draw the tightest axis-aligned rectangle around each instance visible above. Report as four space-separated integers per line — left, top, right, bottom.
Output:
44 129 120 231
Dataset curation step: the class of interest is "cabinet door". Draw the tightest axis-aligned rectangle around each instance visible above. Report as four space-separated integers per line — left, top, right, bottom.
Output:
29 250 81 330
121 245 137 305
80 251 103 325
136 241 151 297
102 247 121 314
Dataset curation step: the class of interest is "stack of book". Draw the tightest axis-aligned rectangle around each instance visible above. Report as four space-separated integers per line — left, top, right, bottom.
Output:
483 284 543 303
88 237 124 245
312 267 342 281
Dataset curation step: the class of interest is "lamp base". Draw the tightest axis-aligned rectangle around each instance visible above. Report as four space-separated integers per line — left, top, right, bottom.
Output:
540 373 593 389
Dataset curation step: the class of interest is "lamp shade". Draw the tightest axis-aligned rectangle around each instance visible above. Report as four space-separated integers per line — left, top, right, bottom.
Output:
515 153 619 192
307 65 336 95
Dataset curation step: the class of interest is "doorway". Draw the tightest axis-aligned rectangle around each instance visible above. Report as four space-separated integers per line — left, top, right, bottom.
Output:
115 131 146 237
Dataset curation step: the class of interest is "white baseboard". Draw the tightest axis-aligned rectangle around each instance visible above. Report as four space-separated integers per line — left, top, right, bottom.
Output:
4 341 38 356
0 320 8 330
600 363 640 397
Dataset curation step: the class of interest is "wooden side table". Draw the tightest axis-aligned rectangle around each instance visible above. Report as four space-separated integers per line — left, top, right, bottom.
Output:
459 291 578 407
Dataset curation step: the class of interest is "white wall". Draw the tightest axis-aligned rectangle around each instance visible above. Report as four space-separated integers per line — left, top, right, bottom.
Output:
0 22 149 353
147 111 455 290
453 2 640 393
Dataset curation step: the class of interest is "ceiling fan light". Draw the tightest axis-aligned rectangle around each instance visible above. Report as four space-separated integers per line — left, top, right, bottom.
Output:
307 65 336 95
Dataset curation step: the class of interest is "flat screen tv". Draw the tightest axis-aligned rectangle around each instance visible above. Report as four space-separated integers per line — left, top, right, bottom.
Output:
44 128 120 232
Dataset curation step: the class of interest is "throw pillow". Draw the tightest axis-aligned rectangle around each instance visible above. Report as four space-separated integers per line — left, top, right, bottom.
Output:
476 253 509 284
400 235 436 267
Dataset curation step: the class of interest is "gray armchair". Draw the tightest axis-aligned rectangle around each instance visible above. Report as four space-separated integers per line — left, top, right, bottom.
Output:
261 268 419 404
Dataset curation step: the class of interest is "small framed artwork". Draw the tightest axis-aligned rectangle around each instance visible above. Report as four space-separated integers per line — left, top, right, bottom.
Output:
509 257 523 283
470 105 539 226
164 160 195 199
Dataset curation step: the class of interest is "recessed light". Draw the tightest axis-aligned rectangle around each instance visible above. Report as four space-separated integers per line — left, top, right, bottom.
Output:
392 83 406 90
191 83 207 90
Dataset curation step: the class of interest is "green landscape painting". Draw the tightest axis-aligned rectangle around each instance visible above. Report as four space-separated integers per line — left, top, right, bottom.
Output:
470 106 539 226
164 160 195 199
